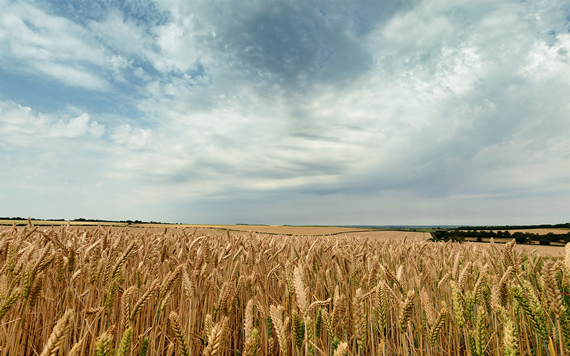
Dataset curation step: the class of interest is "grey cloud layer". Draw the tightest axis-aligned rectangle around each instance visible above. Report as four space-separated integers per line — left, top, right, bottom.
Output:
206 1 373 90
0 0 568 223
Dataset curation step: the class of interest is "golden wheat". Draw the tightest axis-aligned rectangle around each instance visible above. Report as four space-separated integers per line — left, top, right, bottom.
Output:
0 224 569 355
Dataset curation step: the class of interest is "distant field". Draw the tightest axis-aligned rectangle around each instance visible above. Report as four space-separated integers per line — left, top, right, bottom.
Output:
46 223 568 256
4 220 566 235
2 221 567 256
340 230 431 240
0 219 128 227
514 244 567 257
461 238 567 256
130 223 375 235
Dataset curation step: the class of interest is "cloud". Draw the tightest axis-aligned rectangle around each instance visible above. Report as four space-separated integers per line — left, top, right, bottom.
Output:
0 2 112 90
49 114 105 138
0 101 105 144
111 124 152 149
40 0 170 29
106 0 569 220
212 1 373 90
87 10 154 63
0 0 568 224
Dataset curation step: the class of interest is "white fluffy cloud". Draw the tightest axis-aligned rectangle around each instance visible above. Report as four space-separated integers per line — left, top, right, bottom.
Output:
111 124 152 149
0 101 104 145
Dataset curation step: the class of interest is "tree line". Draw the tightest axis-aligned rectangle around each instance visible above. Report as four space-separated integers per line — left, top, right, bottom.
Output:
430 229 570 245
456 223 570 230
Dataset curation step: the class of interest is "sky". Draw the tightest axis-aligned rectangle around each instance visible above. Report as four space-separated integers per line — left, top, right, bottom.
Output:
0 0 569 225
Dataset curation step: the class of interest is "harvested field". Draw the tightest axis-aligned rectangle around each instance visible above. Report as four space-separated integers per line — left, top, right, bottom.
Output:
340 230 431 241
514 244 568 257
132 224 375 236
1 223 569 356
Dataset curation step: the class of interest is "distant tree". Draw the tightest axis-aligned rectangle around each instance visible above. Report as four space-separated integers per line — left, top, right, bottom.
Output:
547 232 562 243
514 233 528 244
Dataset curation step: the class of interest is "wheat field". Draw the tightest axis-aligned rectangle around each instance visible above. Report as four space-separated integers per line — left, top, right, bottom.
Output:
1 222 569 356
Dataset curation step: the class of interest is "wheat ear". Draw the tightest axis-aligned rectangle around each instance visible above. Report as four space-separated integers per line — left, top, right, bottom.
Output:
333 342 348 356
68 338 84 356
39 309 74 356
292 310 304 350
243 299 256 356
398 290 415 333
139 336 150 356
0 288 21 321
115 327 133 356
169 311 191 356
270 305 289 356
420 287 437 328
502 314 518 356
294 267 309 316
130 280 158 321
202 316 228 356
429 303 449 346
353 288 366 347
111 241 136 281
450 281 465 327
542 260 563 318
165 342 175 356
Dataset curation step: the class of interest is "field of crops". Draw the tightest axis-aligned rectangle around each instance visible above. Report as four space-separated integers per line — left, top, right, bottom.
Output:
1 223 569 356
